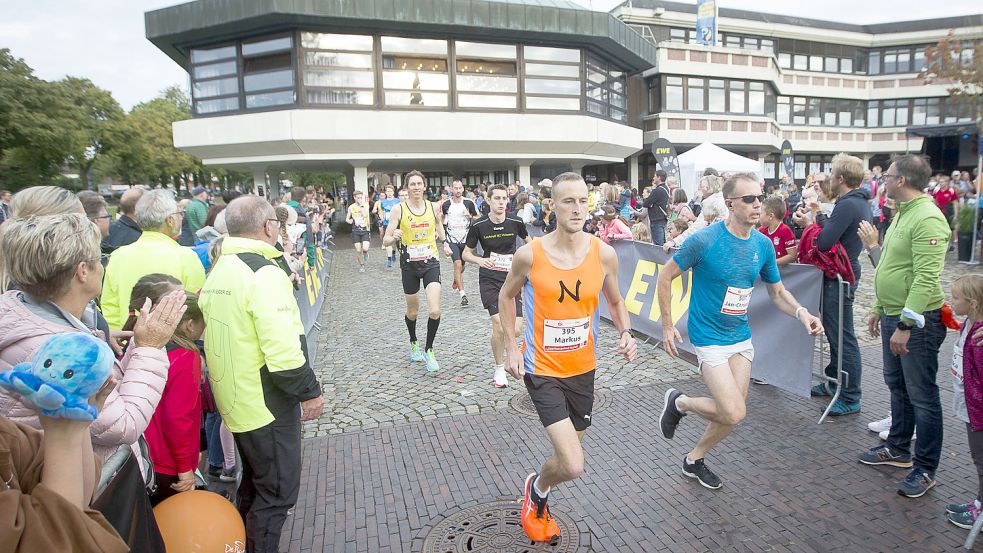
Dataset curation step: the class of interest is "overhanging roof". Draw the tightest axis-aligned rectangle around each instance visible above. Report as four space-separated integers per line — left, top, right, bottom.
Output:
906 123 979 138
146 0 660 72
612 0 983 35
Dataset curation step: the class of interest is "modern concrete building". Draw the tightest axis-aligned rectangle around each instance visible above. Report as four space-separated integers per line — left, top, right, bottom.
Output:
145 0 658 196
145 0 981 194
616 1 982 184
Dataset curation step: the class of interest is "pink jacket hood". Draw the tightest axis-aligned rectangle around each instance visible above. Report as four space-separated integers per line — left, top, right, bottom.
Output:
0 291 169 461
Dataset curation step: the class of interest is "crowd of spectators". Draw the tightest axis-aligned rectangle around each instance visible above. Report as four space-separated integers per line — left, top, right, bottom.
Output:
0 183 328 552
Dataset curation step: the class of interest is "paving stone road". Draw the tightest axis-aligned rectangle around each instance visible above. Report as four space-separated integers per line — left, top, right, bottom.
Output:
282 237 981 552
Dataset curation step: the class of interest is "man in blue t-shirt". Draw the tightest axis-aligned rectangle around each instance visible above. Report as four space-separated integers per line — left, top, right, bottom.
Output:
655 173 823 490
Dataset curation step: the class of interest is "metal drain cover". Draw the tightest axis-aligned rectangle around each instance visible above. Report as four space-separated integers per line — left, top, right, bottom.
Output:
419 500 588 553
509 389 610 418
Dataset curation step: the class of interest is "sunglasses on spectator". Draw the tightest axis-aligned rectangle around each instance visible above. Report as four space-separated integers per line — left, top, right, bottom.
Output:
726 194 766 204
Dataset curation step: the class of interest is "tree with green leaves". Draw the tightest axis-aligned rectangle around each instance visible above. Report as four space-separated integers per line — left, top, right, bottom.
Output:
923 33 983 131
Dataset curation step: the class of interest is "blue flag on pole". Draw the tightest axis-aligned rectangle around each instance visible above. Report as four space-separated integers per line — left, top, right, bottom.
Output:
696 0 717 46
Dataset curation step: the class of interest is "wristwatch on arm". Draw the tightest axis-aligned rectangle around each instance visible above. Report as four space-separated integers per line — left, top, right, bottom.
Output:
896 320 913 332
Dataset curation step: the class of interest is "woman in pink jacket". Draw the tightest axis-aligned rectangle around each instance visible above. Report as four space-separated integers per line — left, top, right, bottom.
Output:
596 205 634 244
0 213 184 462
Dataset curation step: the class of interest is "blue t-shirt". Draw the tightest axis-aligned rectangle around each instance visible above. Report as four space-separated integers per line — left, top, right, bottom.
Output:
672 221 781 347
379 197 401 223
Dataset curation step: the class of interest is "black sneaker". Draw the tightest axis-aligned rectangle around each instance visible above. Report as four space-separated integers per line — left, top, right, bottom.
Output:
461 295 469 307
659 388 685 440
682 457 722 489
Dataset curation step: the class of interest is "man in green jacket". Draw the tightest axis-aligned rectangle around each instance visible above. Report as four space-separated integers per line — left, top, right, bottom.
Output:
857 154 950 499
200 195 323 553
185 186 210 237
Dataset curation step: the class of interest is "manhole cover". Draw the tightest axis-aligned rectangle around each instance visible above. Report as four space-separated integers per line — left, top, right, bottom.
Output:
419 500 587 553
509 389 610 418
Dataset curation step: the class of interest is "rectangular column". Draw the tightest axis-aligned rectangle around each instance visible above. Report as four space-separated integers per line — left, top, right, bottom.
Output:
629 155 640 190
252 168 267 197
518 163 531 191
353 164 369 195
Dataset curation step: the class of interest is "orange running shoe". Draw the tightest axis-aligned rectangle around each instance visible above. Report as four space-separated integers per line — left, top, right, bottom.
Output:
521 473 561 542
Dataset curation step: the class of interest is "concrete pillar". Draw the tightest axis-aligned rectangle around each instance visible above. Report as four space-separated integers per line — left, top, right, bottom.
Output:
570 162 585 176
393 172 402 189
862 154 872 170
352 163 369 196
518 163 531 190
252 168 267 197
629 155 640 190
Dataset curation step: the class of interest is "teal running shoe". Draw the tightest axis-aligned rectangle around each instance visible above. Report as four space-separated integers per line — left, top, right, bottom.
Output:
424 349 440 372
410 342 424 362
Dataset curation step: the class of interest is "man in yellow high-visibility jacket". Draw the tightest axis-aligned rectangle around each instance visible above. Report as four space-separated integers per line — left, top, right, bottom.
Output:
199 195 323 553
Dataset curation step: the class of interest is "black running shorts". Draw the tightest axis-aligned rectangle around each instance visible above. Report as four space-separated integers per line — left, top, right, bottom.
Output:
352 229 371 244
448 242 466 262
479 275 520 316
524 370 595 431
401 260 441 295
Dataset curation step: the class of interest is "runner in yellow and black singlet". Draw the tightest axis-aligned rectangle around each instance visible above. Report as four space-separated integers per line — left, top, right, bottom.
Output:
383 170 452 372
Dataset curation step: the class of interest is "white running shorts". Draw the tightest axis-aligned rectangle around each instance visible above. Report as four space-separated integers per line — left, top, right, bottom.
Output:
693 339 754 370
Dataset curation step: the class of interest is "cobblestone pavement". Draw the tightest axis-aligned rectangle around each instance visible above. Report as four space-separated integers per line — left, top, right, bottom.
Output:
283 242 980 552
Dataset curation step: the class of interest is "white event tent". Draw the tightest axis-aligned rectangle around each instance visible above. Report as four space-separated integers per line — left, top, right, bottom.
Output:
676 142 761 198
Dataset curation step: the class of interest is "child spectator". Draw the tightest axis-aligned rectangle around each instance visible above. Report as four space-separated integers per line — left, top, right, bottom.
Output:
597 205 632 243
142 291 206 506
631 221 652 243
946 275 983 530
759 196 798 265
666 218 689 246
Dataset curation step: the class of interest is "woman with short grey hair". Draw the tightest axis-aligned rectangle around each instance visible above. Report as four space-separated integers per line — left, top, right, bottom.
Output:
0 213 185 462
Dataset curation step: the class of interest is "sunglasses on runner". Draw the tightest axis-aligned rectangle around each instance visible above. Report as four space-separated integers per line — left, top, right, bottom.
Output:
726 194 766 204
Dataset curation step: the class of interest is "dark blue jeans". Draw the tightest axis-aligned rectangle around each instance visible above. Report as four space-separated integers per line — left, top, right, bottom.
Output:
881 310 946 474
821 278 862 403
651 221 667 246
204 410 224 469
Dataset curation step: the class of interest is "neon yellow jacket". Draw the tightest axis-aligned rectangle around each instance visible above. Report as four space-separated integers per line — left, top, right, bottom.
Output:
101 231 206 330
199 237 321 433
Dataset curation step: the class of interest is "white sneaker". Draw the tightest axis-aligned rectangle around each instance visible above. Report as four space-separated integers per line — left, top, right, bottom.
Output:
868 416 891 433
879 428 915 441
492 366 508 388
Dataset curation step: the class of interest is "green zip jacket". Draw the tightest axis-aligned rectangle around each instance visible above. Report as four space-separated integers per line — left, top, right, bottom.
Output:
871 194 950 324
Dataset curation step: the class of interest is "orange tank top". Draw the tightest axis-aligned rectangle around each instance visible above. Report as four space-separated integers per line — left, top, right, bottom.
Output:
521 236 604 378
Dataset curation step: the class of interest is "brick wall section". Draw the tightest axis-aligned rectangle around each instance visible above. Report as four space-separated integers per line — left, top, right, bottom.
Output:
690 119 707 130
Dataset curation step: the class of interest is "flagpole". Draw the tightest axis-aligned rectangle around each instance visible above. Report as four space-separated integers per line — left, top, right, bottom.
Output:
968 151 982 265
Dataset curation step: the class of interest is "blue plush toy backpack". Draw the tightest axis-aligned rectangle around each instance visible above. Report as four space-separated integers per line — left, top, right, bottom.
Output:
0 332 115 421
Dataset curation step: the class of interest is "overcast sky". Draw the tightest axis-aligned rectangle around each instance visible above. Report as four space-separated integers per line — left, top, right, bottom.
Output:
0 0 978 110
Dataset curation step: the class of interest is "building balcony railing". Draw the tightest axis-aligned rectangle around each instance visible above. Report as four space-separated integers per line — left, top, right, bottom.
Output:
642 111 921 153
655 43 951 101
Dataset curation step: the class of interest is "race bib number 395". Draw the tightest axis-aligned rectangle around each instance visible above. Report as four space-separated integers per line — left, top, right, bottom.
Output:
543 317 591 352
721 286 753 316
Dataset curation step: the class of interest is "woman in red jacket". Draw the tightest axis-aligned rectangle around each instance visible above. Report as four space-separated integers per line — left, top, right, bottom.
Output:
141 290 205 506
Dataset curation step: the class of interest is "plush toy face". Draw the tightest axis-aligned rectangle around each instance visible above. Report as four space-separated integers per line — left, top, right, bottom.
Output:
0 332 115 421
31 333 114 397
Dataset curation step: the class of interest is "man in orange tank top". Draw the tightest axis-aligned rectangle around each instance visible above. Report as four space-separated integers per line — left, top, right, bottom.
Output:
499 172 637 543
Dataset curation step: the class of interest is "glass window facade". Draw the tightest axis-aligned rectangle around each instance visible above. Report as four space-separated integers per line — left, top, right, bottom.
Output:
523 46 581 112
455 41 518 109
301 32 375 106
655 76 774 116
189 44 240 115
586 54 627 122
186 33 630 123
